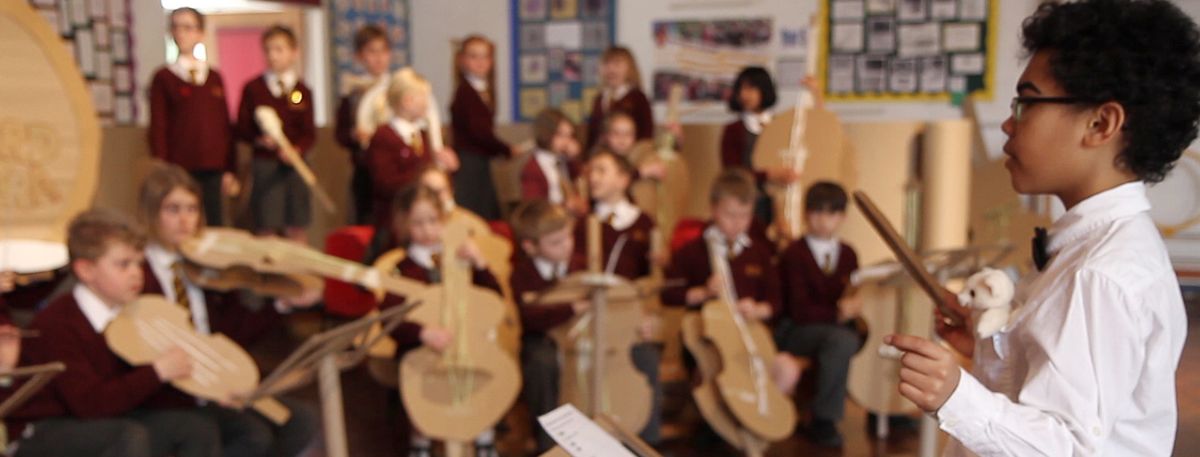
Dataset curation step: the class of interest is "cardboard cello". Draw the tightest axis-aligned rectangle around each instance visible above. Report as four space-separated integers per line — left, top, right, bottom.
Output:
398 222 521 455
526 216 653 434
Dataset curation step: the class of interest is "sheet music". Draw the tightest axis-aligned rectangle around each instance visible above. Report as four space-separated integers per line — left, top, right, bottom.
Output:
538 404 636 457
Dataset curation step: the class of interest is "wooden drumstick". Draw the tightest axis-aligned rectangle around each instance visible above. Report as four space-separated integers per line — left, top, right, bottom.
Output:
852 191 965 327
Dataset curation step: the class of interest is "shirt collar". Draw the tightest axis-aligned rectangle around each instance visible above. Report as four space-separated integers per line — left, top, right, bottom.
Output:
742 111 773 135
532 256 567 281
265 70 299 98
170 54 209 85
605 84 631 104
144 243 180 272
703 225 752 257
390 117 428 142
73 283 121 333
465 74 488 92
1047 181 1151 255
407 242 443 270
535 149 562 165
594 199 641 231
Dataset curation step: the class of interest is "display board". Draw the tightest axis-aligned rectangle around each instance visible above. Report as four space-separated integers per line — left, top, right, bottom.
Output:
27 0 136 125
509 0 618 123
822 0 997 101
328 0 411 96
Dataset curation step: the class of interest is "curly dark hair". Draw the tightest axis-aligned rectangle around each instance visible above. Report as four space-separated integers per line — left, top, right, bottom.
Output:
1021 0 1200 183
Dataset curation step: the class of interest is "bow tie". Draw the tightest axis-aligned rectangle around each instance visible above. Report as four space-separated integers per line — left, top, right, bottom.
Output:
1032 227 1051 272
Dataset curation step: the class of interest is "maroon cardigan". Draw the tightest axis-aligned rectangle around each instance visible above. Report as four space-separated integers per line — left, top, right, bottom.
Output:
235 74 316 160
510 253 587 336
367 125 435 228
519 154 581 202
450 81 510 158
378 256 502 353
147 67 236 172
572 212 656 280
720 119 769 184
334 88 367 163
778 238 858 325
660 229 782 319
585 88 654 151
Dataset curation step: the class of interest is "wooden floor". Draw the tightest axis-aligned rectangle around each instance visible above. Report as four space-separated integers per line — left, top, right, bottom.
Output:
257 287 1200 456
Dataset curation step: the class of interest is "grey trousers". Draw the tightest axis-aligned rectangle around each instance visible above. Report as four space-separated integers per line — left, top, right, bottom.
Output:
774 319 863 422
197 397 322 457
16 408 220 457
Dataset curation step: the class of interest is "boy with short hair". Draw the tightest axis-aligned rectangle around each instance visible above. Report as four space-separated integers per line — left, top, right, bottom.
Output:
149 7 239 226
336 24 392 225
18 208 219 457
886 1 1199 455
508 200 588 452
236 25 316 243
776 181 863 448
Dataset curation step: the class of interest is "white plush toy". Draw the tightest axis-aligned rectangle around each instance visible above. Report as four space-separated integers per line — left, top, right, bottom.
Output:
958 268 1015 339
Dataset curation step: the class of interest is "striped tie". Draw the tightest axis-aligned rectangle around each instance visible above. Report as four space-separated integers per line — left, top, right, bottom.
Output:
170 262 194 322
823 253 835 275
411 131 425 157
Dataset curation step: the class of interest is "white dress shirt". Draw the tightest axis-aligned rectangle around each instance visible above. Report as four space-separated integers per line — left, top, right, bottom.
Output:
602 84 631 110
703 225 752 259
465 73 488 92
390 117 428 146
741 111 773 135
264 70 298 98
938 182 1186 456
533 257 568 281
407 243 443 271
593 199 641 231
804 235 841 272
74 284 121 333
534 149 566 204
145 243 211 335
169 54 209 85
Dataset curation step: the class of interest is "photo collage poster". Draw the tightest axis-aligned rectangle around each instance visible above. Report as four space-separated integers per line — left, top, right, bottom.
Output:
510 0 617 123
329 0 411 96
651 18 774 104
824 0 996 101
29 0 136 125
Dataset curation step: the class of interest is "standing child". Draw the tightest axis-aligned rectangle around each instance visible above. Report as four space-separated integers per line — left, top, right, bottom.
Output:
577 150 662 444
336 24 393 225
451 35 519 220
586 47 653 150
149 7 239 226
520 108 587 215
236 25 316 243
373 185 505 457
775 181 863 448
367 69 460 229
21 209 221 457
136 163 321 457
508 200 588 453
885 1 1198 455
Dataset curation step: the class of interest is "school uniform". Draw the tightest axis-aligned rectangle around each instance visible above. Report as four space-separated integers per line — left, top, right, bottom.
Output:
510 253 585 451
660 225 782 313
367 119 435 229
148 56 236 226
19 284 221 457
572 199 662 443
450 75 509 220
236 70 317 232
776 235 862 424
585 85 654 151
141 244 320 457
720 112 776 231
336 75 389 225
939 182 1186 456
519 149 580 205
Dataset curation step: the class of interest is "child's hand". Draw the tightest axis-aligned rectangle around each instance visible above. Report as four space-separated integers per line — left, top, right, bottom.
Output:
419 326 453 352
0 271 15 294
638 315 659 341
436 147 460 172
0 325 21 371
221 173 241 197
571 299 591 315
706 274 723 296
837 295 864 321
736 298 771 321
258 135 279 151
356 129 373 147
884 334 962 413
153 347 193 382
279 286 323 311
935 300 976 358
565 196 589 216
666 122 685 141
801 76 825 109
639 161 667 180
456 240 487 270
685 286 713 306
766 167 801 184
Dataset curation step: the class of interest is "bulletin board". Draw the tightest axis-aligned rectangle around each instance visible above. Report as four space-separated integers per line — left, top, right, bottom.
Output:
822 0 997 102
27 0 136 125
509 0 618 123
328 0 411 96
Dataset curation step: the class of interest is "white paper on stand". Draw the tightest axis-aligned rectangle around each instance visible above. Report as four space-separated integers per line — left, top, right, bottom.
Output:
537 404 637 457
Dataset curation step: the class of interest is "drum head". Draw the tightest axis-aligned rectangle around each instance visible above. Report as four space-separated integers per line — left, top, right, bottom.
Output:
0 239 68 273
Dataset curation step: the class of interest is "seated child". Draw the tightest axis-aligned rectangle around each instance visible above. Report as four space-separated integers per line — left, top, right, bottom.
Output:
520 108 586 215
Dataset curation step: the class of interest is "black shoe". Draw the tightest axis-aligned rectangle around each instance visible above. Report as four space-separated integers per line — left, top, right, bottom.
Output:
806 419 844 448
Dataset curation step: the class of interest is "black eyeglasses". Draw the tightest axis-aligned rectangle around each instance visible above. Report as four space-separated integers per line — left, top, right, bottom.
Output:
1010 96 1097 121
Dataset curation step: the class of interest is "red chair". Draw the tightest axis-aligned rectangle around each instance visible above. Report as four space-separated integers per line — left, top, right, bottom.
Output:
323 225 378 318
670 218 707 254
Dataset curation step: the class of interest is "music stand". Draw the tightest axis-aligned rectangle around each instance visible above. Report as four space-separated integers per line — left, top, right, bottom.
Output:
236 301 417 457
538 413 663 457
